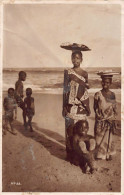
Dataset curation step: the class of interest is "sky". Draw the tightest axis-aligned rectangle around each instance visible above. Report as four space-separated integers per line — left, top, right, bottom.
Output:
3 3 121 68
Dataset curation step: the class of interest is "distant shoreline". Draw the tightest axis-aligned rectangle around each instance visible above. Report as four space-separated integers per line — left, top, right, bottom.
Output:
3 88 121 94
3 66 121 73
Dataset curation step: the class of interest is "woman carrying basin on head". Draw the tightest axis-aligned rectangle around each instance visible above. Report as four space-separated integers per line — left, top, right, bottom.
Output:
61 43 91 161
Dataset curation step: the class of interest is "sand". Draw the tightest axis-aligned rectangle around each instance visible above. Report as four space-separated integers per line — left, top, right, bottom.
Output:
2 92 121 192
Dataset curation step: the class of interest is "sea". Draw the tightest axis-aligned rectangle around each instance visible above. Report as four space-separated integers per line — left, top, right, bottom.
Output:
3 67 121 99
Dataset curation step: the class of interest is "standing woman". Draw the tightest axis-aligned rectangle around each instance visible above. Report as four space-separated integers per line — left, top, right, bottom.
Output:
61 43 91 160
94 72 118 160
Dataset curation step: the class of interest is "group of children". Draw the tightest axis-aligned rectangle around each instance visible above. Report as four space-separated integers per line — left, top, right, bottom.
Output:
3 71 35 135
61 43 118 174
3 43 118 175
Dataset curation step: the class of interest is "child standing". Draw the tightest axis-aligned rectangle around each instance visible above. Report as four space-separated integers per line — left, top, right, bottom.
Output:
3 88 17 135
24 88 35 132
94 72 118 160
14 71 27 127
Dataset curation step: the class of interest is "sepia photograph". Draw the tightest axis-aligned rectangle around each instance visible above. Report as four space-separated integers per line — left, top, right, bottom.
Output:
1 2 122 193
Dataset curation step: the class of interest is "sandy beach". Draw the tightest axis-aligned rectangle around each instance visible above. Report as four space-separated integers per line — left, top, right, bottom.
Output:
2 3 121 192
2 92 121 192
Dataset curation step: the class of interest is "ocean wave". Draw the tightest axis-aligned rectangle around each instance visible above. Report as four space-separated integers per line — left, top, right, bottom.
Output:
2 85 121 103
3 84 121 94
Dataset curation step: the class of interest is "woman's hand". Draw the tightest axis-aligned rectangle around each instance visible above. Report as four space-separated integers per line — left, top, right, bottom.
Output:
85 83 90 89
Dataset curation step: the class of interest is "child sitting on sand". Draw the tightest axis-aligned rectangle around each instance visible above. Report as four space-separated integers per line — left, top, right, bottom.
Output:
3 88 17 135
72 120 96 174
24 88 35 132
14 71 27 128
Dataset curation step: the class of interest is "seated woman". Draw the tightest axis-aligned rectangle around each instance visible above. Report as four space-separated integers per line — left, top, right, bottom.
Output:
71 120 96 174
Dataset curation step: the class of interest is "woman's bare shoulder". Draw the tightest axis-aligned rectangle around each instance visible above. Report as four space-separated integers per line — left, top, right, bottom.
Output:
79 68 88 77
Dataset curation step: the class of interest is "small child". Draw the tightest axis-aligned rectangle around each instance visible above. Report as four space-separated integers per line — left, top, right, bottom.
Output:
72 120 96 174
24 88 35 132
3 88 17 135
15 71 27 127
94 73 117 160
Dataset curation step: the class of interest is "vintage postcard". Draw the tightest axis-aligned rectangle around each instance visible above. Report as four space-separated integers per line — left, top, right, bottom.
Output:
0 0 123 194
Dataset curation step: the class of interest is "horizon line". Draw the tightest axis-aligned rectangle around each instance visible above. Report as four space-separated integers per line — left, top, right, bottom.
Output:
3 66 121 69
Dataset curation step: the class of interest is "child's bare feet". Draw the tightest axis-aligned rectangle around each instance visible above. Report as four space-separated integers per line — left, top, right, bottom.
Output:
30 126 34 132
3 130 7 136
5 125 10 132
11 130 17 135
90 167 97 174
24 123 27 130
106 155 112 161
84 165 90 174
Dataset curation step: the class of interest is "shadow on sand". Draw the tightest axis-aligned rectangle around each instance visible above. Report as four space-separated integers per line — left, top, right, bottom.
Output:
33 122 65 146
14 121 66 161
